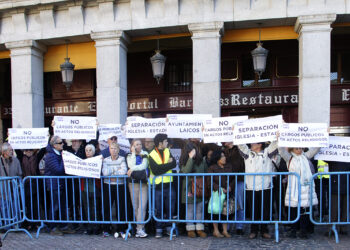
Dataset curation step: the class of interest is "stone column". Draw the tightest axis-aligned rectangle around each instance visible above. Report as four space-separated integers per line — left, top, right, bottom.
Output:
91 30 129 124
295 14 336 125
5 40 46 128
189 22 224 117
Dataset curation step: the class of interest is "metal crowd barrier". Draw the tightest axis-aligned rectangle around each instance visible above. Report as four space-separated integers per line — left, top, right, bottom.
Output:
310 172 350 243
151 172 301 242
0 176 32 240
22 176 151 240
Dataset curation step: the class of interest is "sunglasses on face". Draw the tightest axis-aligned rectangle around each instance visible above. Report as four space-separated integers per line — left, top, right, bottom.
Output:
55 141 63 145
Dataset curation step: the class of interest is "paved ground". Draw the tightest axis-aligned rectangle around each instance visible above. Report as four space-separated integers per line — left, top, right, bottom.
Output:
1 225 349 250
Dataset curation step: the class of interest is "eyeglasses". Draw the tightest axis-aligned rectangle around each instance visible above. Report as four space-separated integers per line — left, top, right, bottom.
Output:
55 141 63 145
110 137 117 141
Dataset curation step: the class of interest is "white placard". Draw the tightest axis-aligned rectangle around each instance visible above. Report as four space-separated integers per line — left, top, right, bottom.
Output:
233 115 282 145
98 124 122 141
203 116 248 143
62 150 103 178
125 117 167 138
278 123 329 148
166 114 212 138
8 128 49 149
54 116 97 140
315 136 350 162
170 148 181 173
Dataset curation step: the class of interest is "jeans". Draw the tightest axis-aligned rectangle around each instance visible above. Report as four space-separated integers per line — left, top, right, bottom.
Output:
128 182 148 231
154 185 176 233
235 181 245 230
185 202 204 231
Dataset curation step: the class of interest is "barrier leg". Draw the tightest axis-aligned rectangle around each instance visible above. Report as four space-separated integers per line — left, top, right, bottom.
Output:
36 221 45 239
331 224 339 244
125 223 132 241
169 222 177 240
2 224 33 240
275 222 279 243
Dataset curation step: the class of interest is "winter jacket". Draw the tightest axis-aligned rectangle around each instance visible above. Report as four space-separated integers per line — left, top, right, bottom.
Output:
0 156 22 177
238 141 278 191
224 146 245 182
207 163 235 194
44 144 65 190
180 158 208 204
279 147 319 208
126 151 149 183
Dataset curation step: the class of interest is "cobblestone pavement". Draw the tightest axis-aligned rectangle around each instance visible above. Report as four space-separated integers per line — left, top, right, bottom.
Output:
1 225 349 250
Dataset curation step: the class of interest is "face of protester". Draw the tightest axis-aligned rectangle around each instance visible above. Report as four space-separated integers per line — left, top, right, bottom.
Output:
250 143 262 153
72 140 82 152
53 138 64 152
158 139 168 150
107 136 118 146
292 148 303 156
109 145 120 159
85 147 94 158
207 150 213 161
144 139 155 151
23 149 34 157
218 153 226 166
224 142 233 149
132 140 142 154
2 146 13 159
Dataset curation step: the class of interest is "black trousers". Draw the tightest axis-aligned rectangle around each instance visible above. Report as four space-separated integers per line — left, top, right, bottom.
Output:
290 207 311 233
247 189 271 234
102 183 127 232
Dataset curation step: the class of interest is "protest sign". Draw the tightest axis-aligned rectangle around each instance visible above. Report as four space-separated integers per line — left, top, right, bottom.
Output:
54 116 97 140
278 123 329 148
98 124 122 141
170 148 181 173
233 115 282 145
8 128 49 149
62 151 103 178
125 117 167 138
203 116 248 143
166 114 212 138
315 136 350 162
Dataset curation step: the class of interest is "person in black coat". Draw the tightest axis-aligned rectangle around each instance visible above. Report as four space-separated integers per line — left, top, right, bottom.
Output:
326 160 350 235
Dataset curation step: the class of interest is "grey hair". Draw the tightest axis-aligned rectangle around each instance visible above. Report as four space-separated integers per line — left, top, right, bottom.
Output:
50 136 61 146
1 142 12 152
85 144 96 155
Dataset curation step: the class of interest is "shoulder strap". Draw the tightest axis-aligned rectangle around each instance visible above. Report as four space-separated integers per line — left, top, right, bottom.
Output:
287 156 293 170
0 157 8 176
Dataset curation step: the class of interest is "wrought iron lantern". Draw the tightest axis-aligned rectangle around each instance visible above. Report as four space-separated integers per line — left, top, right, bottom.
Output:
60 42 75 90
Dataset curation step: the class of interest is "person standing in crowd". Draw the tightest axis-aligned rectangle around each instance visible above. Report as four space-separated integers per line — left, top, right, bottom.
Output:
279 146 319 239
101 136 126 158
325 160 350 236
223 142 245 235
44 136 75 235
315 160 329 221
238 141 278 239
81 144 102 235
126 139 149 238
180 141 208 238
101 142 128 238
207 150 234 238
15 148 46 229
65 139 86 229
148 133 176 238
0 143 22 177
144 138 155 154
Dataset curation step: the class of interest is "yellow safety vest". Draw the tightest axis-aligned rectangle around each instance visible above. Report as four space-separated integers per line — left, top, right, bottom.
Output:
317 160 330 179
148 148 173 185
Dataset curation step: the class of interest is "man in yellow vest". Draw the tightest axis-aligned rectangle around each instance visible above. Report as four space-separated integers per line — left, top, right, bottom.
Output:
148 133 176 238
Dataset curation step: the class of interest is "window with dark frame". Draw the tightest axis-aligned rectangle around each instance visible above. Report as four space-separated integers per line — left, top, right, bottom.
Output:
331 52 350 84
164 62 192 92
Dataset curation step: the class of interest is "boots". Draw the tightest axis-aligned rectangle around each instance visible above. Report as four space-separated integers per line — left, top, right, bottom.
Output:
196 230 207 238
187 230 197 238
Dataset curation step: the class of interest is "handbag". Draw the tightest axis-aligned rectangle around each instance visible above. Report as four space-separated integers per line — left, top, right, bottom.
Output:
222 197 235 215
208 188 226 214
191 177 206 198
